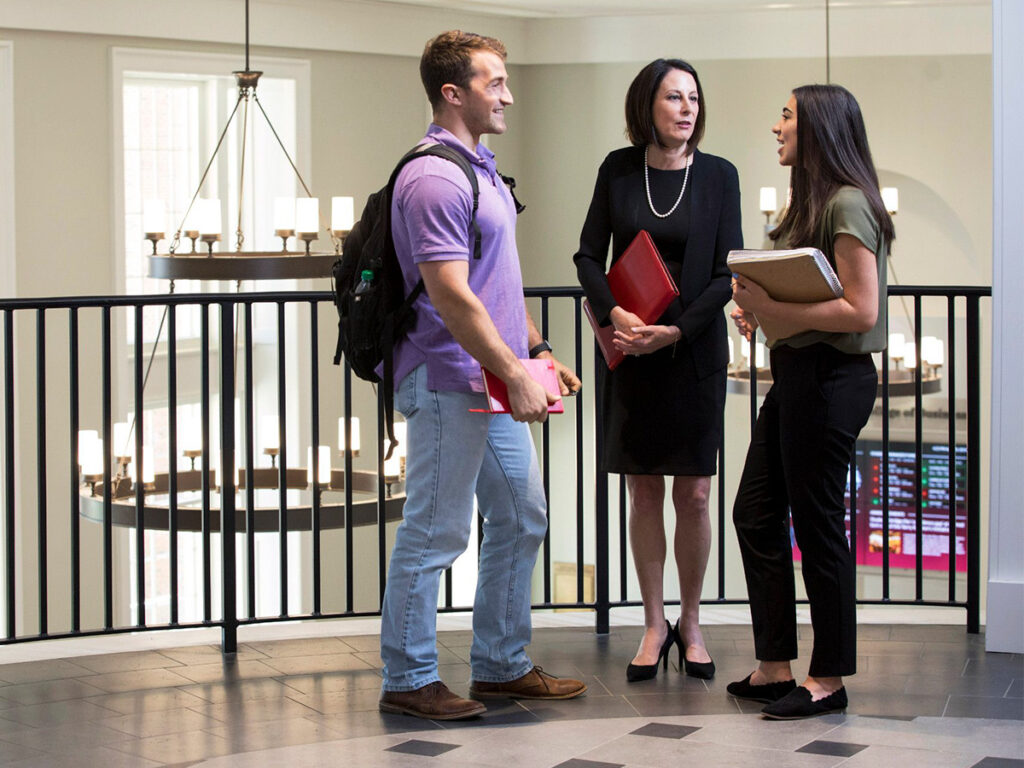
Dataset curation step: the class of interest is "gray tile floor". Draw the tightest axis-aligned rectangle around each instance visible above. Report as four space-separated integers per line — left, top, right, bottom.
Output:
0 624 1020 766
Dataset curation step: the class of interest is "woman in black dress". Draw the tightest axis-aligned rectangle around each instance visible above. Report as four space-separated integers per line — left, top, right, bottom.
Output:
574 59 741 681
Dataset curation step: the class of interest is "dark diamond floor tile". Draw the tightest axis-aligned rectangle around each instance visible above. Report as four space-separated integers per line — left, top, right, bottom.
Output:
969 759 1024 768
796 739 869 757
553 760 624 768
385 738 460 757
630 721 700 739
945 695 1024 720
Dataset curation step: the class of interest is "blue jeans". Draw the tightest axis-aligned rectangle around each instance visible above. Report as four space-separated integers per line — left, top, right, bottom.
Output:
380 364 548 691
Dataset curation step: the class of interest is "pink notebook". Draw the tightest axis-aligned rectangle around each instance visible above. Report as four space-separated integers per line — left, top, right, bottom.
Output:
473 359 564 414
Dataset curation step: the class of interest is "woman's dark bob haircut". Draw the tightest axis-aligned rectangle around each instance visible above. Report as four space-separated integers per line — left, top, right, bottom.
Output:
624 59 705 151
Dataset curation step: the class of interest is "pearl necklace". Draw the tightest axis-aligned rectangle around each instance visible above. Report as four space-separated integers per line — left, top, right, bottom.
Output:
644 146 691 219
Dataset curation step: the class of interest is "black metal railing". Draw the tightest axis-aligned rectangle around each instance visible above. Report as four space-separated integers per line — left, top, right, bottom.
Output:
0 285 990 650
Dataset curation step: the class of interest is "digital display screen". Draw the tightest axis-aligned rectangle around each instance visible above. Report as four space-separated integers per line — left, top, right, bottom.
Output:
792 440 967 572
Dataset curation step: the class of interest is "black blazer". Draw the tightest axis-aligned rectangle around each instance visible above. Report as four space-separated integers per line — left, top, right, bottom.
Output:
574 146 742 379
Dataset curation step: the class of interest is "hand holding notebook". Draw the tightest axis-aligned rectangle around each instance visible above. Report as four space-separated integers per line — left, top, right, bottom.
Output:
727 247 844 343
471 358 564 415
584 230 680 370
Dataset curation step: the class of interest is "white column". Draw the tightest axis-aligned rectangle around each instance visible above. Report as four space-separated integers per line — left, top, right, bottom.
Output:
986 0 1024 653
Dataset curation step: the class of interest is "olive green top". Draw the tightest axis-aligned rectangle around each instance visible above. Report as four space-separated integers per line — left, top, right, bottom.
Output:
774 186 888 354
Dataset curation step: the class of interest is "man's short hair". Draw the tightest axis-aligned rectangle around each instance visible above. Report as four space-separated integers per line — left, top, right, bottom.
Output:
420 30 508 110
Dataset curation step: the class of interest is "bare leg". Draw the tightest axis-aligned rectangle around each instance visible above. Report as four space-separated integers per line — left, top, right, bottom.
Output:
671 475 712 664
750 660 794 684
627 474 670 666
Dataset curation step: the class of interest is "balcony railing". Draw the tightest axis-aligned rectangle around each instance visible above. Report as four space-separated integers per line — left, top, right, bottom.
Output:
0 285 990 651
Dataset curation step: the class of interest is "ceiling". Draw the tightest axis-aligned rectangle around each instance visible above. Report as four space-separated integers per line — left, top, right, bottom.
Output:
355 0 984 19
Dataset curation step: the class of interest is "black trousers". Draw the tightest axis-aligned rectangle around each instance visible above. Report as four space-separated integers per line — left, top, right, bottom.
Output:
733 343 877 678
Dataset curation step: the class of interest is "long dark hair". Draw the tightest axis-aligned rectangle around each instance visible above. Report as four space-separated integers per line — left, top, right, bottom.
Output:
624 59 706 152
771 84 894 249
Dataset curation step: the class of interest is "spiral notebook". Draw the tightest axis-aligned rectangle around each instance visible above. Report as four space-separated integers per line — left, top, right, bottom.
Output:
727 247 844 342
584 230 680 371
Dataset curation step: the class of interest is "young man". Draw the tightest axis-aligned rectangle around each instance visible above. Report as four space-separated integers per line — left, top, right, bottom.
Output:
378 30 585 721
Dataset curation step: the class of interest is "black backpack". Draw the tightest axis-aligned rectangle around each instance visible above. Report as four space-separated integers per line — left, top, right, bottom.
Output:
331 143 482 459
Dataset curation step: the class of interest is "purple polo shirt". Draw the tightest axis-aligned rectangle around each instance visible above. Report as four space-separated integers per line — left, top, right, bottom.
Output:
390 125 527 393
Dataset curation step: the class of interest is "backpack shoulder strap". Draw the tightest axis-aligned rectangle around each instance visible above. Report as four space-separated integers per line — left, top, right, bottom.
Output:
391 143 482 260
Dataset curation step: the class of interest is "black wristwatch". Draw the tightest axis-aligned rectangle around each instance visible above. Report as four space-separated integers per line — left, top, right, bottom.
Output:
528 340 552 358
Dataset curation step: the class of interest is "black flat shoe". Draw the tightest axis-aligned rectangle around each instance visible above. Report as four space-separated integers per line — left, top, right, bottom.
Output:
626 620 674 682
673 620 715 679
761 685 848 720
726 673 797 703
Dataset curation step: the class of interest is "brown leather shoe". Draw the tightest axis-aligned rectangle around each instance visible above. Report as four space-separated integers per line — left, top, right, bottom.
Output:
379 681 486 720
469 666 587 700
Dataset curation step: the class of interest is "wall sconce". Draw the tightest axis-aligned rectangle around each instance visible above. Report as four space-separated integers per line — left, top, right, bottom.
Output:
881 187 899 215
759 186 777 231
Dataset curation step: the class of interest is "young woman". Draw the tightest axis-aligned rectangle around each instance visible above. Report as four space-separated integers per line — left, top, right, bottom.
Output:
729 84 894 719
574 59 741 682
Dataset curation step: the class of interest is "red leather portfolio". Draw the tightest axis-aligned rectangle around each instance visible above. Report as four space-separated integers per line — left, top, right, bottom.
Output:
583 230 679 370
474 359 564 414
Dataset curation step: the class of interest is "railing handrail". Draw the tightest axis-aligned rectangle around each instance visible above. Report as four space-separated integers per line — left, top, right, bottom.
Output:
0 283 993 311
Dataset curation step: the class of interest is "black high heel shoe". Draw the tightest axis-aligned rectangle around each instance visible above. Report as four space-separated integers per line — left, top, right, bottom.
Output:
626 620 674 682
673 619 715 680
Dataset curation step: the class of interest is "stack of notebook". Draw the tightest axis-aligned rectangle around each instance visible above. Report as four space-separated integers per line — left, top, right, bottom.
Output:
727 247 844 343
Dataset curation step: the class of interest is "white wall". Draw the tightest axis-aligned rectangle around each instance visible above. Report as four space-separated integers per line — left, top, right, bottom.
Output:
986 0 1023 654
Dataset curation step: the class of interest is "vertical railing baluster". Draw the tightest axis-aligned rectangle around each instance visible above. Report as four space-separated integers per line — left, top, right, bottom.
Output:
4 309 14 639
540 296 552 605
133 305 146 627
965 296 981 633
717 425 726 600
219 301 237 653
946 296 958 602
69 307 80 633
201 305 212 622
618 476 627 603
276 301 288 617
36 309 47 636
168 304 179 626
913 297 924 600
594 330 609 633
244 303 256 620
309 301 321 616
102 306 113 630
881 316 891 601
